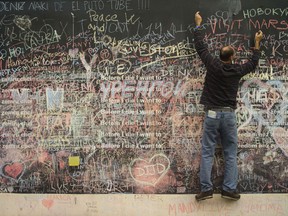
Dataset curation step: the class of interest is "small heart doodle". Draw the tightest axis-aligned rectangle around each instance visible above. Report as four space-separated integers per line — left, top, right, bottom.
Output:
129 153 170 187
42 199 54 210
1 162 25 181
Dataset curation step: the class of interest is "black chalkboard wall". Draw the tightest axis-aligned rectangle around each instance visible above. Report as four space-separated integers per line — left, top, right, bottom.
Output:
0 0 287 194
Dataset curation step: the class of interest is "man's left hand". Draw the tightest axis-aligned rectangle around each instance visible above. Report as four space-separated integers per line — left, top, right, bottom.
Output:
195 11 202 26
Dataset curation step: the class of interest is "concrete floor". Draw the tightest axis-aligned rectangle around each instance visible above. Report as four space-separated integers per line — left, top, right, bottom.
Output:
0 193 287 216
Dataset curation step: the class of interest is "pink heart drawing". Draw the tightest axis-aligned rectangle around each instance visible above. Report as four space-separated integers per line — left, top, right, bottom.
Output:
42 199 54 210
129 154 170 186
272 127 288 157
2 162 25 180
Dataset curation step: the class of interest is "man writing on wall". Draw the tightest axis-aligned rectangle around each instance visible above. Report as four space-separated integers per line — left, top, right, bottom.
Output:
193 11 263 201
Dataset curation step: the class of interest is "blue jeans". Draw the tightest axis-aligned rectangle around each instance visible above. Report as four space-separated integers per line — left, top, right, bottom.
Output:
200 110 238 192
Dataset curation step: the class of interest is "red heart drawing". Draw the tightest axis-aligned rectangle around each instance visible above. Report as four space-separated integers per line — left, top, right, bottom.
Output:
272 127 288 157
2 162 24 180
42 199 54 209
129 154 170 186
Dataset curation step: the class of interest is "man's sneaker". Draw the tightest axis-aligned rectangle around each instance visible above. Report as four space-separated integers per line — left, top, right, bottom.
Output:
195 190 213 201
221 190 240 200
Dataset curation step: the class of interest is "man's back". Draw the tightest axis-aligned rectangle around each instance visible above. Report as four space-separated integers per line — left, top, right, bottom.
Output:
193 29 261 109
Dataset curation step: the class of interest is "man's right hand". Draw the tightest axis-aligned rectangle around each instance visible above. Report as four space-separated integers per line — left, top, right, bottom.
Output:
254 30 263 50
255 30 263 42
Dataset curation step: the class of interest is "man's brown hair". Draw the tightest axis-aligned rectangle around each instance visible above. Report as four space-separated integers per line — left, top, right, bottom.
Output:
220 46 235 62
